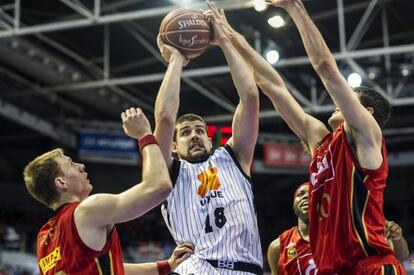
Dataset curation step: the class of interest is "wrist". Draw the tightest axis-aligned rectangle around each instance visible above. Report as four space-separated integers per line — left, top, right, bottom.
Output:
219 38 232 48
231 32 243 43
171 51 185 63
156 260 171 275
138 134 158 151
284 0 303 14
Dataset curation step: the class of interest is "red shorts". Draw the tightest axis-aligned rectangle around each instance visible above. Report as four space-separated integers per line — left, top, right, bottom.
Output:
341 254 406 275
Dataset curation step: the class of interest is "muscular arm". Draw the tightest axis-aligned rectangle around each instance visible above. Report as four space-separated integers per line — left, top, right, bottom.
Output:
267 238 281 275
220 39 260 174
392 238 410 262
205 5 260 174
74 142 172 250
154 48 186 168
280 0 383 169
231 32 329 152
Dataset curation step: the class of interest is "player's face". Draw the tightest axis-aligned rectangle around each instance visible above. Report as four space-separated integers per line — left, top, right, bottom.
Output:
328 107 344 130
173 120 212 163
293 184 309 224
56 155 92 199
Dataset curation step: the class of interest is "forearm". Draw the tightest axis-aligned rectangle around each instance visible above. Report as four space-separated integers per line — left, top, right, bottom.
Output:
154 53 184 122
231 32 316 142
220 39 258 101
140 143 171 193
392 238 410 262
286 2 336 74
285 1 376 133
231 33 286 91
103 143 171 224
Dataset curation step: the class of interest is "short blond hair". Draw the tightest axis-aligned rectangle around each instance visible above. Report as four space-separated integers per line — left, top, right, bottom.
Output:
23 148 64 208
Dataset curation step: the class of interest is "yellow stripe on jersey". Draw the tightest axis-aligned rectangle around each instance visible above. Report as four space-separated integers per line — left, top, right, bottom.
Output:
95 257 103 275
109 251 114 275
361 175 372 250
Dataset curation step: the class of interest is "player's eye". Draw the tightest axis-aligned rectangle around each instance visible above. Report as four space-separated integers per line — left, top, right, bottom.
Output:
196 129 204 134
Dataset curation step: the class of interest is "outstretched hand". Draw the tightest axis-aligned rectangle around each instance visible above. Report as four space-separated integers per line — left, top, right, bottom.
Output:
157 36 189 66
203 1 237 46
121 107 152 140
167 242 195 271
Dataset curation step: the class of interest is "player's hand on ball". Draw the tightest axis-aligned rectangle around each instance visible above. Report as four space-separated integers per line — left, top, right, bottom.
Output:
157 36 189 66
204 1 235 46
121 107 151 140
168 242 195 270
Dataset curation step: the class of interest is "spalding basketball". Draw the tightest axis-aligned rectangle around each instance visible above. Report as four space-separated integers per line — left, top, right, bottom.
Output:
160 8 211 59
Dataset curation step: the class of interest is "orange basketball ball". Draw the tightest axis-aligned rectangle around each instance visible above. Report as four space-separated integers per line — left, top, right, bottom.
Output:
160 8 211 59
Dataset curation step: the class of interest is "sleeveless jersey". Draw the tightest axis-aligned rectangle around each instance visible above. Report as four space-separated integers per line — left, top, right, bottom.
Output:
278 226 317 275
309 124 394 274
161 145 263 272
37 202 124 275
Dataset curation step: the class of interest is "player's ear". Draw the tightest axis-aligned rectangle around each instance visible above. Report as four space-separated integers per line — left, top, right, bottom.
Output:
172 141 178 153
208 137 213 148
366 106 374 115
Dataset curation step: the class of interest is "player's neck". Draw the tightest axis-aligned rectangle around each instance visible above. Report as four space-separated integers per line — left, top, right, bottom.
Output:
297 219 309 242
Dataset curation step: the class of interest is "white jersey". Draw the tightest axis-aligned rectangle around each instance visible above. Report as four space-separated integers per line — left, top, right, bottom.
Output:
161 145 263 274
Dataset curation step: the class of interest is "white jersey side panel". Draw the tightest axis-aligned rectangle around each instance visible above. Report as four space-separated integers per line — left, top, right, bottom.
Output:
161 146 263 270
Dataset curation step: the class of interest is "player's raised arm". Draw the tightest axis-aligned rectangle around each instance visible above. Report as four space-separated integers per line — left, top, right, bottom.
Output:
206 1 328 153
154 37 188 168
75 108 172 236
268 0 385 168
205 3 259 174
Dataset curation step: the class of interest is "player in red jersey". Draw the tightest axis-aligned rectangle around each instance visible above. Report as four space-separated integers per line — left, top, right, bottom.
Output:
23 107 194 275
204 1 406 274
268 182 317 275
267 182 408 275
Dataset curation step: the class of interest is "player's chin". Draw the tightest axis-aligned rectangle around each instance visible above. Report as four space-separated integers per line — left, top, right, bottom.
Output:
188 150 208 161
328 118 339 130
86 182 93 193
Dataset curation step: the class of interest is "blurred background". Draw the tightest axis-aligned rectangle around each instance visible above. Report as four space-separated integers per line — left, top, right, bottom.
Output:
0 0 413 274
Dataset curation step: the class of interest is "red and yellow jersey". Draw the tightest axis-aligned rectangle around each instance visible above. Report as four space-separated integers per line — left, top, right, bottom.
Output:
278 226 317 275
309 124 394 274
37 202 124 275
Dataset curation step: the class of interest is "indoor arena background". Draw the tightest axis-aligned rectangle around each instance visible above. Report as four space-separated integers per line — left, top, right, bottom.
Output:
0 0 413 274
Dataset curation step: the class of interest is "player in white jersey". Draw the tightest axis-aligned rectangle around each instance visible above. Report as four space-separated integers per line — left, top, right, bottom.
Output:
154 3 263 274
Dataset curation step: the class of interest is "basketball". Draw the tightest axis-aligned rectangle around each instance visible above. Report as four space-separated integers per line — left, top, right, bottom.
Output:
159 8 211 59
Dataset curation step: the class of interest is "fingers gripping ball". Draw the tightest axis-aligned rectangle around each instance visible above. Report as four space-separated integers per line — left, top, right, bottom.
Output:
160 8 211 59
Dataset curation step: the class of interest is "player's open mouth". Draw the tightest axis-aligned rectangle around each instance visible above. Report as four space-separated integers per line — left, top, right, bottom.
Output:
190 143 203 150
300 201 308 209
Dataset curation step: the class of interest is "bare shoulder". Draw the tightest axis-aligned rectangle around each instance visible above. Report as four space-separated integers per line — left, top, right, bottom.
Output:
305 114 330 151
268 238 281 251
268 238 281 258
267 238 281 273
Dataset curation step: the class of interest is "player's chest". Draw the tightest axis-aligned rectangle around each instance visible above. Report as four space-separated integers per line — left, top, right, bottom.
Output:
174 163 246 208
